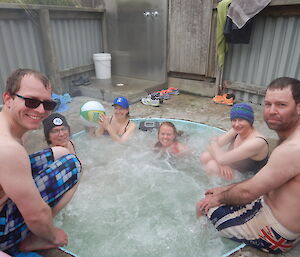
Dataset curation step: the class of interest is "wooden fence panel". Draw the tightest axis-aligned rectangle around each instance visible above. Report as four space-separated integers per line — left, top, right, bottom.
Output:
169 0 216 78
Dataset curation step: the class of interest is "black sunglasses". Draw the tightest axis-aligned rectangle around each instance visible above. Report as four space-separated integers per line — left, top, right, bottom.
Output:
14 94 57 111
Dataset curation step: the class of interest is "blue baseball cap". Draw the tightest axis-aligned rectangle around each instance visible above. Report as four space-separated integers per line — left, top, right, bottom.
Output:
112 96 129 109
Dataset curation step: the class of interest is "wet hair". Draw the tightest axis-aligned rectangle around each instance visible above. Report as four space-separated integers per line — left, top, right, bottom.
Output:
154 122 178 148
158 122 178 139
267 77 300 104
5 68 51 96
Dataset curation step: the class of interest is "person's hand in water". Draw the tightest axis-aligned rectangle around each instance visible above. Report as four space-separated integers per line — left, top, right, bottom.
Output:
220 165 234 180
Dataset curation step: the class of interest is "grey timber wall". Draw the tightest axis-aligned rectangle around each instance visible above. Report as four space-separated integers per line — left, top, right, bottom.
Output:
0 3 104 104
168 0 217 80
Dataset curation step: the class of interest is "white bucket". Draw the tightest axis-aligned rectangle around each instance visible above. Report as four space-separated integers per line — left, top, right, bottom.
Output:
93 53 111 79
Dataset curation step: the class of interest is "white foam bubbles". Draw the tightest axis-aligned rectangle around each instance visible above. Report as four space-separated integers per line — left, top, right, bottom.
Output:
56 122 242 257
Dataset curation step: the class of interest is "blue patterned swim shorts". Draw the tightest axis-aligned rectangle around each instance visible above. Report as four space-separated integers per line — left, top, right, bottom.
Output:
207 198 300 254
0 148 81 251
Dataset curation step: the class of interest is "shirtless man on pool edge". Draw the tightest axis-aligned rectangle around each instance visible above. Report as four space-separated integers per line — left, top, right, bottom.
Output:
197 77 300 254
0 69 81 253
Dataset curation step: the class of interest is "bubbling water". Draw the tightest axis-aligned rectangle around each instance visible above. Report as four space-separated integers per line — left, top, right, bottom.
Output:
56 119 243 257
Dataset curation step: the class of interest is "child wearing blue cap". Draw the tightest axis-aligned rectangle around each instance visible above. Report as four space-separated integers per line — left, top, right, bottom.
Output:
95 97 136 142
200 103 269 180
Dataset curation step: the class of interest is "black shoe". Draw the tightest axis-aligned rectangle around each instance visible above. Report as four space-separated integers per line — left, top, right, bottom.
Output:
226 93 235 100
72 76 90 86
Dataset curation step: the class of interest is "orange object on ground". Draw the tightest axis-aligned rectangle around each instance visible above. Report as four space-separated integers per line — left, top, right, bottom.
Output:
159 89 169 96
166 87 180 95
212 93 235 106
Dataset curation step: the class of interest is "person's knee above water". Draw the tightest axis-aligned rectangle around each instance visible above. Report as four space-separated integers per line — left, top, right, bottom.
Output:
154 121 189 156
196 77 300 254
200 102 269 180
43 112 76 155
95 96 136 143
0 68 81 253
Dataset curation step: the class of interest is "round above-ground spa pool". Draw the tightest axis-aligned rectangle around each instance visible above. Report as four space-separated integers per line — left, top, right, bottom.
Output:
55 118 246 257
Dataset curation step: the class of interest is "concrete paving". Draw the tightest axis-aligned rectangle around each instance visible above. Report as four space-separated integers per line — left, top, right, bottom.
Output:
70 75 167 104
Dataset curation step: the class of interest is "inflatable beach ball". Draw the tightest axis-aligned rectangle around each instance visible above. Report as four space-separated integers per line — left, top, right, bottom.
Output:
80 101 106 127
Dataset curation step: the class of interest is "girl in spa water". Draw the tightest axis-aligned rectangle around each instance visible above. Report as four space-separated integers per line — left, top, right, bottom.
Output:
155 121 189 157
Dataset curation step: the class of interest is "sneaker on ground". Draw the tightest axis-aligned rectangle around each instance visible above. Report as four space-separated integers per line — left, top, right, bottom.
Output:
212 93 235 106
223 96 234 106
158 90 171 100
148 92 160 99
147 92 164 103
150 89 170 100
72 76 90 86
141 97 160 107
212 94 227 103
166 87 180 95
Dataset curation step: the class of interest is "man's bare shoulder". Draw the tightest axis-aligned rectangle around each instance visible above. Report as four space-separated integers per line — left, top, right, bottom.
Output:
278 131 300 149
0 135 28 162
268 140 300 175
0 133 21 146
271 140 300 157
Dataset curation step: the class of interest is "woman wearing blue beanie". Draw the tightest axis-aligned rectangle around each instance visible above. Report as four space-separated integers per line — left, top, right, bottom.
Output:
200 103 269 180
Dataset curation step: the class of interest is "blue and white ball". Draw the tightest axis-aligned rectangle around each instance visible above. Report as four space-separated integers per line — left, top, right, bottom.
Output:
80 101 106 127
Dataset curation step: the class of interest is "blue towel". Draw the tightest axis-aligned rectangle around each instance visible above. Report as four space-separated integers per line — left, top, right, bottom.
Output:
52 93 72 113
51 93 60 102
62 93 72 103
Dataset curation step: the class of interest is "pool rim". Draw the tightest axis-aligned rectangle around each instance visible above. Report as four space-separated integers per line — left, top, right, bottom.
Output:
72 117 226 139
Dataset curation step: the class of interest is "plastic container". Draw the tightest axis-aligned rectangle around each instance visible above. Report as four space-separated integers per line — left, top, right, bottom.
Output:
93 53 111 79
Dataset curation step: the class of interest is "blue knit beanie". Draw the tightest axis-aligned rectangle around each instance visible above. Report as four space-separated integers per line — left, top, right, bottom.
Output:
230 103 254 125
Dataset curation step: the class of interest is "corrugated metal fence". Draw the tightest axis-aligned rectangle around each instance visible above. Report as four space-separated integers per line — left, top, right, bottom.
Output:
223 14 300 104
0 4 104 104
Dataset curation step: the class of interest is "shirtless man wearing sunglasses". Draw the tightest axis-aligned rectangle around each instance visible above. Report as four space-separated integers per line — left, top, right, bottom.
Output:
0 69 81 253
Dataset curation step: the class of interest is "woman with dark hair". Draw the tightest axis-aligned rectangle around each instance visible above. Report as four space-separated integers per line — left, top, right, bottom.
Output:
95 96 136 143
43 113 76 154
